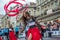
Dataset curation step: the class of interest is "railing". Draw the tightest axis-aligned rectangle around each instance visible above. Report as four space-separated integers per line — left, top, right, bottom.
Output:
44 29 60 37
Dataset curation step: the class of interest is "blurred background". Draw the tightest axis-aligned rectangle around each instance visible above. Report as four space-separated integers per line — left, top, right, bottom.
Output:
0 0 60 40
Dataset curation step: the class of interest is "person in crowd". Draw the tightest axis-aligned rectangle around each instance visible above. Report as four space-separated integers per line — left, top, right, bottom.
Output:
0 27 2 40
3 26 9 40
47 22 52 28
0 37 2 40
21 11 43 40
52 23 59 31
14 26 19 38
41 25 46 37
8 21 17 40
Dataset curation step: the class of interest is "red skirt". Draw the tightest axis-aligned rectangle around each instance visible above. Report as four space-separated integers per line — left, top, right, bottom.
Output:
9 31 17 40
0 37 2 40
27 26 42 40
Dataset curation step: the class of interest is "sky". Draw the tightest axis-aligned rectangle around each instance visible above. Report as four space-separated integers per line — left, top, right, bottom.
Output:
0 0 36 15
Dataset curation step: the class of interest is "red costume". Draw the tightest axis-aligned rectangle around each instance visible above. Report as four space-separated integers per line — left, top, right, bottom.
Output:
9 31 17 40
0 37 2 40
27 26 42 40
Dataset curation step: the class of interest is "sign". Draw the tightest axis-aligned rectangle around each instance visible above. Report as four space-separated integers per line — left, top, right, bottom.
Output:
51 31 60 35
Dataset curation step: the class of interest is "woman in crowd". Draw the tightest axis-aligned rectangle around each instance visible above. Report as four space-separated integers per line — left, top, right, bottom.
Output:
22 11 43 40
8 21 17 40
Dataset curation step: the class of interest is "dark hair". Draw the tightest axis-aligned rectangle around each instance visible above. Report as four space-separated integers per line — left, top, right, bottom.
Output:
22 12 30 26
25 12 30 17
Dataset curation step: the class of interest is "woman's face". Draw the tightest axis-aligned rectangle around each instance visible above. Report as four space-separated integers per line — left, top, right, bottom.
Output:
23 13 29 18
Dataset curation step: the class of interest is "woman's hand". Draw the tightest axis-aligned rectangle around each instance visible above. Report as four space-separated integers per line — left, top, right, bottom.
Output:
27 33 32 40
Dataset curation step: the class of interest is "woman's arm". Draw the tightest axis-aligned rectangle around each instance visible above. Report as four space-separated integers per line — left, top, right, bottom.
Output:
32 16 41 26
27 33 32 40
31 16 42 30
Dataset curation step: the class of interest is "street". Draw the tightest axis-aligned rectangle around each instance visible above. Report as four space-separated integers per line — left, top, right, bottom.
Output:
43 37 60 40
17 37 60 40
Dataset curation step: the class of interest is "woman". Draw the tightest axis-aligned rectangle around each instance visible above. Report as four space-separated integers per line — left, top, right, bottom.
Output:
22 12 42 40
8 22 17 40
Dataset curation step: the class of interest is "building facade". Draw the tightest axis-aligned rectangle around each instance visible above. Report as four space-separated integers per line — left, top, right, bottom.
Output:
0 14 4 28
36 0 60 15
36 0 60 22
2 15 9 28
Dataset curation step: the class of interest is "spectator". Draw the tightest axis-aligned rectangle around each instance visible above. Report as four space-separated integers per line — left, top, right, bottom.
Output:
52 23 59 31
47 22 52 28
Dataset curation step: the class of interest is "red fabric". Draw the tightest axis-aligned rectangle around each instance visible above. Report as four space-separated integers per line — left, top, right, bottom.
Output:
4 1 23 16
22 0 25 1
27 27 42 40
0 37 2 40
4 0 28 16
41 25 46 29
9 31 17 40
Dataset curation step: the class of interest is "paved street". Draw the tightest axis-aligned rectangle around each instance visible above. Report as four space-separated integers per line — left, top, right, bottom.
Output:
18 38 26 40
43 37 60 40
18 37 60 40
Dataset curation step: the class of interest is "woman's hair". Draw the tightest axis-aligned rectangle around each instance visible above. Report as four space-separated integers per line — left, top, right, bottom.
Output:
22 11 30 26
25 11 30 16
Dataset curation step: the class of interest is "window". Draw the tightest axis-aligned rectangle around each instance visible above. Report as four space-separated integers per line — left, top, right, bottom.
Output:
41 6 44 10
44 6 47 8
41 14 43 16
44 12 47 15
37 8 40 11
47 4 50 7
55 0 58 6
29 11 31 12
34 11 36 12
59 2 60 6
12 22 14 24
37 0 39 4
7 17 9 19
51 2 54 5
34 7 36 10
50 0 54 1
55 0 58 2
44 9 48 15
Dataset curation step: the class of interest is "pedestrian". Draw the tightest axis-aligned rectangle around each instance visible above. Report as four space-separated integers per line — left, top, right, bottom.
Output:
22 11 42 40
9 24 17 40
14 26 19 38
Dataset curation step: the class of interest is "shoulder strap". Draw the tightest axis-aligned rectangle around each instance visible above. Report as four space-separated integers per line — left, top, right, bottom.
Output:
31 16 42 31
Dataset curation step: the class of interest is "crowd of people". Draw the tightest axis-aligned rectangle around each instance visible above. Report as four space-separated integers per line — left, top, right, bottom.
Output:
40 20 60 37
